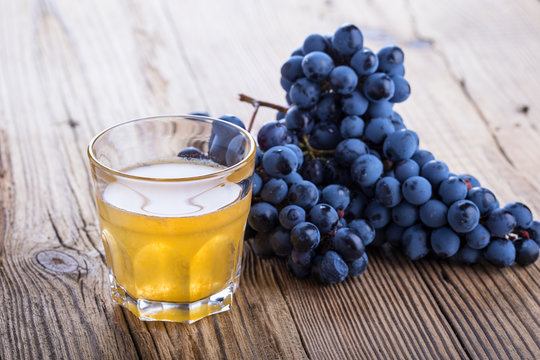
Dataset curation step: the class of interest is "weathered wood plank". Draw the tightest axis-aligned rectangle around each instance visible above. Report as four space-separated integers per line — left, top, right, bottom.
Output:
1 0 539 359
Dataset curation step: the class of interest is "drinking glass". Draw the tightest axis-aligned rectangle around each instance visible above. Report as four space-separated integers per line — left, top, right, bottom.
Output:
87 115 256 323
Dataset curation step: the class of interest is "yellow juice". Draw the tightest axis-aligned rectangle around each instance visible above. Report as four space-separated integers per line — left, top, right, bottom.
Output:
97 160 251 321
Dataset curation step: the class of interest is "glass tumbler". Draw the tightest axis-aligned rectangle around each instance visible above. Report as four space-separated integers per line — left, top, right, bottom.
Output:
87 115 256 323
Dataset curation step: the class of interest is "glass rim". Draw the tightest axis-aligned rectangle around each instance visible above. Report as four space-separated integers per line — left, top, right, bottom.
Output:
87 114 257 182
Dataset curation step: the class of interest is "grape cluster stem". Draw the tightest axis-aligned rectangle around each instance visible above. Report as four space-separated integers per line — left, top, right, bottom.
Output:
238 93 289 132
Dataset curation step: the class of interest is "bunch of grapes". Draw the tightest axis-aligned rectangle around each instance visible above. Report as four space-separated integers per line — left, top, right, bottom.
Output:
243 24 539 285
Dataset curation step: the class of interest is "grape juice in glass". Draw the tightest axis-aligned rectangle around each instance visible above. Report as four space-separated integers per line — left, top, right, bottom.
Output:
87 115 256 323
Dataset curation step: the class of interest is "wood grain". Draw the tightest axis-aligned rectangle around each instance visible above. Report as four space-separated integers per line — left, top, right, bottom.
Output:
0 0 539 359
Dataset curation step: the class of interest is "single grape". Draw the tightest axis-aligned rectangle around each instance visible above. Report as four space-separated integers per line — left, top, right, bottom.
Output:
447 200 480 233
252 173 262 196
348 219 376 246
366 100 394 118
363 72 395 102
209 122 238 164
484 237 515 267
279 205 306 230
321 184 351 210
364 117 395 144
303 33 329 54
377 46 405 75
350 47 378 76
309 122 343 150
389 75 410 103
402 176 432 205
288 180 319 209
329 66 358 94
252 232 275 258
333 227 365 261
346 192 368 219
411 149 435 168
262 146 298 177
383 129 419 161
219 114 246 129
348 253 369 276
504 202 533 228
269 226 293 258
394 159 420 182
467 187 499 217
281 56 304 82
341 90 369 116
225 134 248 166
351 154 384 186
301 51 334 82
430 227 460 258
260 178 288 205
454 246 483 265
309 203 339 233
421 160 450 188
257 121 288 151
465 224 490 249
248 202 278 232
287 249 313 278
331 24 363 56
391 201 418 227
290 222 321 251
485 208 516 237
285 106 315 134
300 158 325 185
401 224 429 260
289 78 321 109
316 251 349 284
438 176 468 205
365 201 391 229
340 115 365 138
514 238 539 266
419 199 448 228
375 177 402 208
335 138 369 166
315 93 341 122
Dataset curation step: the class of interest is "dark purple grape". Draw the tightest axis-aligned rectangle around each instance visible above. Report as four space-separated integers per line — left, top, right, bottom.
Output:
333 228 365 261
331 24 363 56
281 56 304 82
504 202 533 228
484 237 515 267
257 121 288 151
290 222 321 251
290 78 321 109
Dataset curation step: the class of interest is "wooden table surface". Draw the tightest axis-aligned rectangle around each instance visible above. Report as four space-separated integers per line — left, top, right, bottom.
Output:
1 0 540 359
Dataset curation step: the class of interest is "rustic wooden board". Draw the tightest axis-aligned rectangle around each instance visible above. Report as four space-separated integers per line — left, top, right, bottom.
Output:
0 0 539 359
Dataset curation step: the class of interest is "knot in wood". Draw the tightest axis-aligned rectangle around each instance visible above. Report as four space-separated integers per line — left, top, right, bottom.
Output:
36 250 79 274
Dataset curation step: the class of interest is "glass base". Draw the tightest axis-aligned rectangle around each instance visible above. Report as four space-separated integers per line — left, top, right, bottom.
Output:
109 274 237 323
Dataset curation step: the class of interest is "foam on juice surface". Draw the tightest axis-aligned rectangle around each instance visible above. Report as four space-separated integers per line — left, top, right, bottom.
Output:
102 161 241 217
